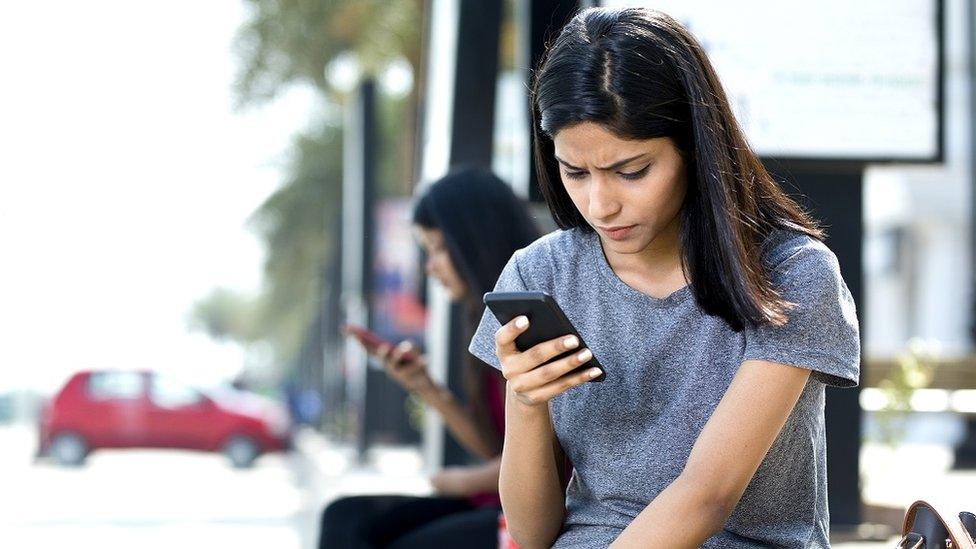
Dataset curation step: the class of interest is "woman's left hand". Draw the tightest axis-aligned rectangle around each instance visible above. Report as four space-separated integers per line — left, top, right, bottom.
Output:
430 466 483 497
376 341 435 395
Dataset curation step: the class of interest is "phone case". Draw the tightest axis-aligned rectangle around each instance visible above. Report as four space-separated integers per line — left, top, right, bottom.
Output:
343 325 383 348
483 291 606 382
343 324 419 362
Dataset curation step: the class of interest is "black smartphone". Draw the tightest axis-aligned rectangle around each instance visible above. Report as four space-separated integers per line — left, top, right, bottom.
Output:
483 291 606 382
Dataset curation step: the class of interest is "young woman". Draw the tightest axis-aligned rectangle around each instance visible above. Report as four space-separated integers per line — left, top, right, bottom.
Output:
320 166 539 548
468 7 860 549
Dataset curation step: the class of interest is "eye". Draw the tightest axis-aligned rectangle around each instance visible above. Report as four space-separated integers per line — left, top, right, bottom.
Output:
563 170 587 180
619 163 651 180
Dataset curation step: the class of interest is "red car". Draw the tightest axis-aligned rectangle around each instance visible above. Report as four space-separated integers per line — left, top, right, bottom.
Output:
38 370 291 468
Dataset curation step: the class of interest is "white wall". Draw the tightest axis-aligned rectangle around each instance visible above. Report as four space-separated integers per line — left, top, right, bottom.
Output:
863 0 973 358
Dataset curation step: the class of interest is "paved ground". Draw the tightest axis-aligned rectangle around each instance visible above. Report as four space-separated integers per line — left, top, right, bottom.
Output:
0 424 317 549
3 421 971 548
298 430 975 548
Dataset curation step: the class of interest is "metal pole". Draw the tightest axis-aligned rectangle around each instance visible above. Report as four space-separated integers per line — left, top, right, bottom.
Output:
341 80 377 464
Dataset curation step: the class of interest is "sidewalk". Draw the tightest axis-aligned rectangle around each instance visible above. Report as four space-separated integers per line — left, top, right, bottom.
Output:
294 428 975 548
291 427 433 549
293 427 432 502
836 443 976 547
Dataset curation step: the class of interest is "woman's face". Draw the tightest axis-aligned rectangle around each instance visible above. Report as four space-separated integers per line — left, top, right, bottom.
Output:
552 122 688 258
414 226 468 300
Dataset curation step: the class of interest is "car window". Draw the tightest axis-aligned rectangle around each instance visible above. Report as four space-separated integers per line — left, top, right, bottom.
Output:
149 375 203 408
87 372 144 400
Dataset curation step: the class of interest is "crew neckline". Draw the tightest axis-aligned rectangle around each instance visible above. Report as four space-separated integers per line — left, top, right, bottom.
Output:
584 229 692 308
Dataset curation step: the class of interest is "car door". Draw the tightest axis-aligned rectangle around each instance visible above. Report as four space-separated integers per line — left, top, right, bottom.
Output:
145 373 212 450
83 371 149 448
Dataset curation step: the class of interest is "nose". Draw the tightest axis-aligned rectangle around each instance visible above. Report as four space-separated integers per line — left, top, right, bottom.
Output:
588 176 621 221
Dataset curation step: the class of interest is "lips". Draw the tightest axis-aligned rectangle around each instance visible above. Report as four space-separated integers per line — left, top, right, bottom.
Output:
598 224 637 241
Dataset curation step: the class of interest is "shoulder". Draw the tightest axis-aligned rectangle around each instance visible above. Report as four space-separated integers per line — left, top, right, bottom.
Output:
760 229 840 281
759 230 853 310
512 227 592 270
501 228 594 292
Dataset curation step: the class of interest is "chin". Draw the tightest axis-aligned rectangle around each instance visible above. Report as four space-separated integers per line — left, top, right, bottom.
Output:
448 286 467 301
600 234 654 255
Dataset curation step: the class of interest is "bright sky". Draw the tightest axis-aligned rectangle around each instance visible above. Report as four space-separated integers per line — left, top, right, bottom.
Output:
0 2 318 393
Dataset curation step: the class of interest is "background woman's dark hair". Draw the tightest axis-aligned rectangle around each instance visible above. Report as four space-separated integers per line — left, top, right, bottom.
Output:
414 165 540 314
530 6 823 332
413 165 539 453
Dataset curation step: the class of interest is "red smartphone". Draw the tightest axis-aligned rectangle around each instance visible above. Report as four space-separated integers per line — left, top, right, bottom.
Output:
342 324 419 363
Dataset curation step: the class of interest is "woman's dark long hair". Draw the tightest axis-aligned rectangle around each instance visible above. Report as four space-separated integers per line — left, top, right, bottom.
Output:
413 165 539 452
531 7 823 332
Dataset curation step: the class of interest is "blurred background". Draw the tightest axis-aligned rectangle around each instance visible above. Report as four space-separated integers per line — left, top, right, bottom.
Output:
0 0 970 547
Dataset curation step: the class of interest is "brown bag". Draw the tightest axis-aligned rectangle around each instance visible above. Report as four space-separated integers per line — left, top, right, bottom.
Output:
896 500 976 549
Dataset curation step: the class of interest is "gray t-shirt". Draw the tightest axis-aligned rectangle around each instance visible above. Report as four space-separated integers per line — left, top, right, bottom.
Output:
468 228 859 548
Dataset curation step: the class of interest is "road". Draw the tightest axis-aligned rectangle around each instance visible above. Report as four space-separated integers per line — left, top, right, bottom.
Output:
3 420 966 549
0 424 322 549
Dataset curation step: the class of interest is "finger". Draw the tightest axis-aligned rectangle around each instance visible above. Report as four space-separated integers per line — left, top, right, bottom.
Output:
398 340 416 354
380 346 406 374
376 343 392 360
494 316 530 359
509 347 593 393
507 333 581 380
395 362 425 377
518 365 603 406
388 341 410 364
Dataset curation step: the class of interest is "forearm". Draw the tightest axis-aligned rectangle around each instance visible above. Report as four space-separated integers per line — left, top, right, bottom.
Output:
610 474 729 548
467 456 502 493
416 384 498 460
499 383 566 549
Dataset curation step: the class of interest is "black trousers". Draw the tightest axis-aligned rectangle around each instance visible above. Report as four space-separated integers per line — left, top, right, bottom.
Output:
318 494 501 549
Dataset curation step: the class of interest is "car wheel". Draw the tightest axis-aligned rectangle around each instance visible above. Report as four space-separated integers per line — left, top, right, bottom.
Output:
49 432 88 466
222 435 259 468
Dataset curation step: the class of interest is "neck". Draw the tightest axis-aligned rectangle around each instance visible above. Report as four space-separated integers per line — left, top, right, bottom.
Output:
602 215 685 284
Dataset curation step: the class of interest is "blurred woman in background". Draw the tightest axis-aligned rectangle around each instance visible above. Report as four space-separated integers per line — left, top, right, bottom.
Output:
320 165 539 548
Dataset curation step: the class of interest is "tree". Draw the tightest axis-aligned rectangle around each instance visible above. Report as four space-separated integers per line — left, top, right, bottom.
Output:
192 122 342 366
246 123 343 361
193 0 424 381
233 0 423 106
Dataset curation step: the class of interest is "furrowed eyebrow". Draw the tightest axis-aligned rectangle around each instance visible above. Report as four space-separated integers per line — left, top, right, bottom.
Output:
553 153 648 171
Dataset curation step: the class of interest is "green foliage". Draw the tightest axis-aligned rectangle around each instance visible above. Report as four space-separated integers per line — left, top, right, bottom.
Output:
192 1 425 380
248 122 343 363
875 338 938 447
189 121 342 367
233 0 423 106
405 392 426 434
189 287 262 342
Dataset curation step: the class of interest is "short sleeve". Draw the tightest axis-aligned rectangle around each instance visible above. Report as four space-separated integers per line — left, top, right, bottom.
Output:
467 250 529 371
743 240 861 388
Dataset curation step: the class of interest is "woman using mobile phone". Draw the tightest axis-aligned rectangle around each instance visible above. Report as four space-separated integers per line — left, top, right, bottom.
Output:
320 166 539 548
467 7 860 549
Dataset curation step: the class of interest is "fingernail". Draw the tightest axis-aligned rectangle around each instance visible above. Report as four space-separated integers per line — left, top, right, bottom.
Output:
588 367 602 378
515 316 528 329
577 349 592 362
563 336 578 349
